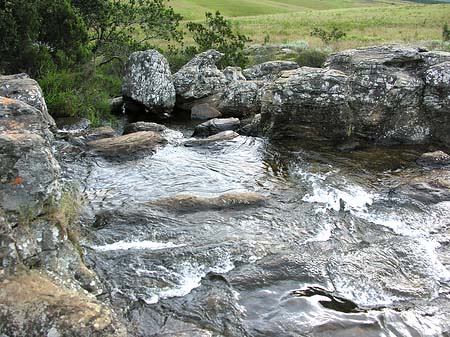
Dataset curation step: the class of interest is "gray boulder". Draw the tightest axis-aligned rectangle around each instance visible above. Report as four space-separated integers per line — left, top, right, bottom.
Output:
417 150 450 166
0 74 55 127
261 67 351 140
123 121 167 135
193 117 241 137
218 80 264 118
0 132 60 217
191 103 222 120
243 60 299 81
173 50 227 110
223 66 246 82
122 50 175 117
423 61 450 145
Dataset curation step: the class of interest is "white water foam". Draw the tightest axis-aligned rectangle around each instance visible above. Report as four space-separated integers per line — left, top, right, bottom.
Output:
92 240 185 252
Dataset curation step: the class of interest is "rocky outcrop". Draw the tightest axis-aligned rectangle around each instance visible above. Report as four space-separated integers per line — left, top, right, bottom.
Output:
152 192 266 212
122 50 175 117
242 60 299 81
261 45 450 145
0 73 54 127
88 131 167 158
218 80 264 118
261 67 351 139
423 61 450 145
223 66 246 82
173 50 227 110
193 117 240 137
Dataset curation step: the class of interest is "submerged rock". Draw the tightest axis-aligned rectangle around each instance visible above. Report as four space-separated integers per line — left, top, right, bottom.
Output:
395 170 450 203
152 192 267 212
190 103 222 120
0 272 126 337
193 117 240 137
173 50 227 110
123 121 167 135
184 130 239 147
243 60 299 81
88 131 167 158
122 50 175 117
417 150 450 166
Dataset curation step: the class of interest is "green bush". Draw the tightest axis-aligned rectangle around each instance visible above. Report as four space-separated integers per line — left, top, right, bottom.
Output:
311 27 346 46
294 49 330 68
187 11 252 68
443 23 450 42
38 65 121 125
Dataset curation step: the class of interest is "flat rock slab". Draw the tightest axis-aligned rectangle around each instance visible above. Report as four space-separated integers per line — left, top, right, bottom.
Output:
184 131 239 147
417 150 450 166
123 121 167 135
152 192 267 212
193 117 240 137
88 131 167 158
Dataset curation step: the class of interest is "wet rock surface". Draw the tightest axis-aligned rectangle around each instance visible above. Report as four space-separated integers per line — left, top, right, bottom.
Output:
193 117 241 137
87 131 167 158
122 50 175 117
184 130 239 147
123 121 167 135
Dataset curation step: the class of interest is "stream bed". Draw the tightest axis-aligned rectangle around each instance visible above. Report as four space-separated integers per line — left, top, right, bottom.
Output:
58 121 450 337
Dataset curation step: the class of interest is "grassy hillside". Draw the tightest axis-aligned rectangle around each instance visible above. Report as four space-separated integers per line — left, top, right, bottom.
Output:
170 0 410 20
228 4 450 48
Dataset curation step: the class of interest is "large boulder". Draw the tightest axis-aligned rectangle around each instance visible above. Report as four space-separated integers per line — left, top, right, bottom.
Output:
261 67 351 140
0 96 55 142
218 80 264 118
184 130 239 147
326 45 432 143
173 50 227 110
423 61 450 145
0 132 60 217
0 74 54 128
242 61 299 81
123 121 167 135
191 103 222 120
122 50 175 117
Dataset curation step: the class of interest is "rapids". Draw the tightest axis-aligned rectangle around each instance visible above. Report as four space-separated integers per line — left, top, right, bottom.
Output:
57 119 450 337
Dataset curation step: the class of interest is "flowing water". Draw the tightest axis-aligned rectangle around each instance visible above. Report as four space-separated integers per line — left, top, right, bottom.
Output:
58 120 450 336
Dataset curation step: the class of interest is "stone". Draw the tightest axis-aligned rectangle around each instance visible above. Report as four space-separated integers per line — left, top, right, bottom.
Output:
394 170 450 203
191 103 222 120
108 96 124 114
0 132 60 217
184 130 239 147
423 61 450 145
88 131 167 158
417 150 450 166
152 192 267 212
261 67 351 140
84 126 116 141
123 121 167 135
173 50 227 110
0 73 54 127
242 60 299 81
240 114 262 136
0 96 55 142
218 80 264 118
0 272 126 337
223 66 246 82
193 117 240 137
122 50 175 117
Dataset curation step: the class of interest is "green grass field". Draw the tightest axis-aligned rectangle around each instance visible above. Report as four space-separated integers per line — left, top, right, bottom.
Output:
168 1 450 50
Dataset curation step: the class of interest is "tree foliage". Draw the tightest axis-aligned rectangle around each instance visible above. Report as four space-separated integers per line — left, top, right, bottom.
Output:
70 0 183 63
187 11 251 68
310 27 346 46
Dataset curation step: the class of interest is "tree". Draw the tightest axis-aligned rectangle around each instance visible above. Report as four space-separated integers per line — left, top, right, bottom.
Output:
310 27 346 47
0 0 89 76
70 0 183 64
187 11 251 68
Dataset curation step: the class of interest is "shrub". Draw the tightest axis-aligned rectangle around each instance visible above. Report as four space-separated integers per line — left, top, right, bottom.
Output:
311 27 346 46
294 49 330 68
443 23 450 42
187 11 252 68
